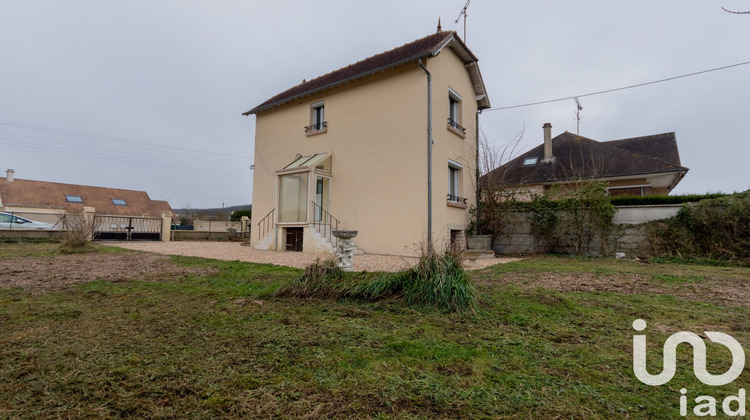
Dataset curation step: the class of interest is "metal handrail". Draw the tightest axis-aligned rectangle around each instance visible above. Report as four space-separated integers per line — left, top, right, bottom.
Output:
304 121 328 134
447 118 466 135
447 194 468 204
256 208 275 241
311 201 339 249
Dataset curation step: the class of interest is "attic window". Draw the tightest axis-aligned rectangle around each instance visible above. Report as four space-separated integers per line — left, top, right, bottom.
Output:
523 157 539 166
112 199 127 206
65 195 83 203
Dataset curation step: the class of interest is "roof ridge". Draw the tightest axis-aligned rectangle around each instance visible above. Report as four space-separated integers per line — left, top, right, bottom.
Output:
606 142 687 171
564 133 688 172
603 133 686 169
1 177 151 194
292 31 456 91
244 31 465 115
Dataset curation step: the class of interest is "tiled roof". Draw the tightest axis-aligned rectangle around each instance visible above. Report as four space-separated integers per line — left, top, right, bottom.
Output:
483 132 689 187
244 31 488 115
0 177 173 216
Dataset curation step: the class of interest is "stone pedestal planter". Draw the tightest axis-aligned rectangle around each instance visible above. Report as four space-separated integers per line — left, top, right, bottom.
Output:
332 230 357 272
466 234 491 251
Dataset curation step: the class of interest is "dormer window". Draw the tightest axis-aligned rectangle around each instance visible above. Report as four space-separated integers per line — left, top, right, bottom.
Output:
447 89 466 137
65 195 83 203
523 157 539 166
305 102 327 136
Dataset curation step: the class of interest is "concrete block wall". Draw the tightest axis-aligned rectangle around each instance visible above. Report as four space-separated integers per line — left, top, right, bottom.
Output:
492 205 674 256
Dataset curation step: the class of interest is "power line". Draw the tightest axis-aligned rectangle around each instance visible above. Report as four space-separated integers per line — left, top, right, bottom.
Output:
0 137 247 178
485 60 750 112
0 129 231 170
0 119 252 160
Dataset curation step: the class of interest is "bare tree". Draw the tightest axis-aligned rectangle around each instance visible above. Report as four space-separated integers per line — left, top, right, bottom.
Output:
465 127 525 245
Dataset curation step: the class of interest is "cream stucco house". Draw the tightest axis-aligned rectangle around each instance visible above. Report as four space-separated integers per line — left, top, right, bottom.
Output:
244 30 490 256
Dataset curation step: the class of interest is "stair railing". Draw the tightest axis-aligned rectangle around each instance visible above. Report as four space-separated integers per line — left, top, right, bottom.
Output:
311 201 340 249
256 208 275 241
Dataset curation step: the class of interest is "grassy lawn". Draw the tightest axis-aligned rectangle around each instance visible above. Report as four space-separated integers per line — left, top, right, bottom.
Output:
1 244 749 418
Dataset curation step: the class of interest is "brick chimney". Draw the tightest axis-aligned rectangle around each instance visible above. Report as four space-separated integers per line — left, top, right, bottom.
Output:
542 123 553 162
5 169 14 182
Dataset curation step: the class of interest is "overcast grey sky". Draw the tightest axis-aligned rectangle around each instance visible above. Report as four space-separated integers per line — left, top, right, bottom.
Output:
2 1 748 209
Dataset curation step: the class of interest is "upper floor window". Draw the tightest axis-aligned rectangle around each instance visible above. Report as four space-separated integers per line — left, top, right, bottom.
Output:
447 89 466 137
305 101 327 136
111 199 127 206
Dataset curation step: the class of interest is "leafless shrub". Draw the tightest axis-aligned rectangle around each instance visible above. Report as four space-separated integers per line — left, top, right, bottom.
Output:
61 211 100 248
466 128 525 245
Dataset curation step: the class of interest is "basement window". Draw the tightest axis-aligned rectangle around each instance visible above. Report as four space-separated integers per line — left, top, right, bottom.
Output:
65 195 83 203
523 157 538 166
112 199 127 206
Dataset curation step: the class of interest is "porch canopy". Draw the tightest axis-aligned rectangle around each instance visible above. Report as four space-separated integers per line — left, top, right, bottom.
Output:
275 152 331 224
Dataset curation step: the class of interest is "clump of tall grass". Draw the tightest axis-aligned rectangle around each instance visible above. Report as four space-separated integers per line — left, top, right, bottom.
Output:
275 250 477 313
275 258 348 298
395 249 476 312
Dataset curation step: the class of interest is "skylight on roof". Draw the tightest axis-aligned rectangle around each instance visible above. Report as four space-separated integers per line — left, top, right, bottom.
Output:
112 199 127 206
523 157 539 166
65 195 83 203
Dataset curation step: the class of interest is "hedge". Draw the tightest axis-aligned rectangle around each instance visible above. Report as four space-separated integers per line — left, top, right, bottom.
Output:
609 193 728 206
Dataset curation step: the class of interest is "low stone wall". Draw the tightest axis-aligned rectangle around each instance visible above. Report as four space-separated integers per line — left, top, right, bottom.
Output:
612 204 682 224
171 230 244 241
193 220 242 232
492 205 679 256
0 229 65 240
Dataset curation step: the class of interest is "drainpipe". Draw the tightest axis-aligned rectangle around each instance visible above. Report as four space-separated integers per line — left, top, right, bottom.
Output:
475 110 481 235
418 58 433 251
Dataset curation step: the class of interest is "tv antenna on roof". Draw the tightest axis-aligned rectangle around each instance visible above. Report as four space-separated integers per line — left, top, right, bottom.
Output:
574 97 583 135
455 0 470 42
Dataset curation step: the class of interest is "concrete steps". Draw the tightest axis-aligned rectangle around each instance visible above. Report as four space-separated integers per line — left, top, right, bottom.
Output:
254 231 275 250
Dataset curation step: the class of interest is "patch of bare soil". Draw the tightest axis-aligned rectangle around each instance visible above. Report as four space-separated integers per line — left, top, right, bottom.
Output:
0 252 217 295
483 271 750 307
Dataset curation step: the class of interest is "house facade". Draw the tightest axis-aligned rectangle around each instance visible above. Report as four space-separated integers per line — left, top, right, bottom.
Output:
245 31 490 256
484 124 689 197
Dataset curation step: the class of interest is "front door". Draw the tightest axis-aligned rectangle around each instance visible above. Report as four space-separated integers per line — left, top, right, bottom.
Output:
285 227 304 252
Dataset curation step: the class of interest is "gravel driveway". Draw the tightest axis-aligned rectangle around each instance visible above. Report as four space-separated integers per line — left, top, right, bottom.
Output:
112 241 520 272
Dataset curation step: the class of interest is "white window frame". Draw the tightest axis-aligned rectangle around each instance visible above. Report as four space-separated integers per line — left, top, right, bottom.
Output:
448 88 462 125
448 160 463 202
523 157 539 166
311 101 325 130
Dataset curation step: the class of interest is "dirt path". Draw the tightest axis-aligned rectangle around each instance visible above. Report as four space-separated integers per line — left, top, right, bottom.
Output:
111 241 522 272
0 252 215 295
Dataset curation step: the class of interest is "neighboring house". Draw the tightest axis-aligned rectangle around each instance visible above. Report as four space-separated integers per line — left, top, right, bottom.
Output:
483 124 689 197
0 169 173 225
244 30 490 256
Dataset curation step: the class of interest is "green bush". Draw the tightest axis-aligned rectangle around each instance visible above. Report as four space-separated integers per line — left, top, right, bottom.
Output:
646 192 750 263
526 181 617 255
230 209 252 221
610 193 727 206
